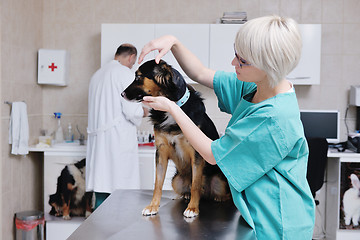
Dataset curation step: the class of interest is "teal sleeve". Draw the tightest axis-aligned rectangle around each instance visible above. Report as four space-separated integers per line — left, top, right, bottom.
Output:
211 115 289 192
213 71 256 114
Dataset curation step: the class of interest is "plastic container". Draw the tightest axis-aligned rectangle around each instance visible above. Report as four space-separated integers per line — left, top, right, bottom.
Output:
38 136 52 146
15 210 44 240
65 123 74 143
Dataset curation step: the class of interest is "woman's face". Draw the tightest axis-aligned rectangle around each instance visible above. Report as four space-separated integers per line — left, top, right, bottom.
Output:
231 56 267 85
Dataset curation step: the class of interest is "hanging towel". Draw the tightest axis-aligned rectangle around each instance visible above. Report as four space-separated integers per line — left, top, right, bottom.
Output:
8 102 29 155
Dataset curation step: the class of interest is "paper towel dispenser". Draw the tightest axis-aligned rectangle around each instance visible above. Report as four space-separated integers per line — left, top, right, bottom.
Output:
350 85 360 131
350 85 360 106
37 49 70 86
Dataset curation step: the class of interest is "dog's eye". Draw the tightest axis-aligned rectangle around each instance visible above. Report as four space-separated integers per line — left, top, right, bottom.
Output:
135 76 141 81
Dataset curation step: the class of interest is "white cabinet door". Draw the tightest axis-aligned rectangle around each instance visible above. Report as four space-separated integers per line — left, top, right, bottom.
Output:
287 24 321 85
138 147 177 190
155 24 210 84
139 150 155 190
101 24 155 71
209 24 242 73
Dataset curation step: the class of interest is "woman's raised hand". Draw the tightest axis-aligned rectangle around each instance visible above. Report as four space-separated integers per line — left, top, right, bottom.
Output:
138 35 178 64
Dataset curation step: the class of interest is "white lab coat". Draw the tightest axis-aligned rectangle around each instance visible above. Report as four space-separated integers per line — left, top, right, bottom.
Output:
86 60 143 193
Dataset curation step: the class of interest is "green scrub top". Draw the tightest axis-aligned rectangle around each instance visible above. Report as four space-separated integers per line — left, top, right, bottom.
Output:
211 71 315 240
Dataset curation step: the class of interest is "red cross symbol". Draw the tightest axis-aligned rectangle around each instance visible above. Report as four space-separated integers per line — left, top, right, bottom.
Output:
48 63 58 71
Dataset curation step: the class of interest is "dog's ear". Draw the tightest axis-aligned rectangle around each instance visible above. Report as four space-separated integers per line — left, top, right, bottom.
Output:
153 61 175 89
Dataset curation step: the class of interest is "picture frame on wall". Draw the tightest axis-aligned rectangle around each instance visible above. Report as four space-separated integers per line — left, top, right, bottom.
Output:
340 162 360 230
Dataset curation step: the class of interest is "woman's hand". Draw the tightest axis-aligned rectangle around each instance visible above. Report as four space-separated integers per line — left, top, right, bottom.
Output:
143 96 216 164
138 35 178 64
142 96 177 112
139 35 215 88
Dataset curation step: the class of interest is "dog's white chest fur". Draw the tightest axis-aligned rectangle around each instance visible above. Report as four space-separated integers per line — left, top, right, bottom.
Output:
162 132 192 163
68 165 86 204
159 113 176 128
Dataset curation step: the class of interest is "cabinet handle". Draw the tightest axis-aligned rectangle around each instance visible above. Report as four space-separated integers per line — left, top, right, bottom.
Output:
286 77 311 80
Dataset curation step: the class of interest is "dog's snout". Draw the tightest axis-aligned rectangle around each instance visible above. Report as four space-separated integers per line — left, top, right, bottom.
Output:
121 91 131 101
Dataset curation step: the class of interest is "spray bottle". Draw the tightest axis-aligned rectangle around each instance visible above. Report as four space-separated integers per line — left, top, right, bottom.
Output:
54 112 64 143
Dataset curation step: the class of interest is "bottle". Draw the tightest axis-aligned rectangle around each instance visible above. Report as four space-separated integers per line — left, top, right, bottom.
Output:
142 131 146 143
137 130 141 143
54 112 64 143
65 123 74 143
145 131 149 143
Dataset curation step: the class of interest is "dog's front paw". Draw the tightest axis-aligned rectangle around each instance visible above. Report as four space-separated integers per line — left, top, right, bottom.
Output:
85 211 92 219
63 215 71 220
345 217 352 226
183 208 199 218
142 205 159 216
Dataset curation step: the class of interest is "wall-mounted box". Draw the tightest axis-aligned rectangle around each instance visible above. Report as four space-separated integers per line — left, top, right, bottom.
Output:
38 49 70 86
350 85 360 106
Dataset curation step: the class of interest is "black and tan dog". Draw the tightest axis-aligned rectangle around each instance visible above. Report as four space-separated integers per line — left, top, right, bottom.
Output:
49 159 93 220
122 60 230 218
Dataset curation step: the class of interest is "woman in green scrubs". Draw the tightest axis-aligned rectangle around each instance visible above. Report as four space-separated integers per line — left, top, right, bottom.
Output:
140 15 315 240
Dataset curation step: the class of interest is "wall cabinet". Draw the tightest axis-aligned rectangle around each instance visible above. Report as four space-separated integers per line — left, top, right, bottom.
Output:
287 24 321 85
102 23 321 85
101 24 155 71
209 24 321 85
209 24 242 73
154 24 209 84
101 24 209 84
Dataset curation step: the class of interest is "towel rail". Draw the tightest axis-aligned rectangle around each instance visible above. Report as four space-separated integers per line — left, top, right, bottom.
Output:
4 101 25 105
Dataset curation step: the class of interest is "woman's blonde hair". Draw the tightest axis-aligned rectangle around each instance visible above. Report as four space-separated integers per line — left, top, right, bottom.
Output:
235 15 302 88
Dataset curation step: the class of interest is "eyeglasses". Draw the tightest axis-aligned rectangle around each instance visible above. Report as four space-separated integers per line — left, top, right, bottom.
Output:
234 44 251 68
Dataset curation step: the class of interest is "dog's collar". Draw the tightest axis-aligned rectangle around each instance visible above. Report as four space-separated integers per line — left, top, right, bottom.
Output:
175 87 190 107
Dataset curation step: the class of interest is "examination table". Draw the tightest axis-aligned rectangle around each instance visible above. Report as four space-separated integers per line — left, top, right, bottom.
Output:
68 190 256 240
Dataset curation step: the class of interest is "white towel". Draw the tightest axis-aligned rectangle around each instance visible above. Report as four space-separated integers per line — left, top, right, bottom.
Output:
8 102 29 155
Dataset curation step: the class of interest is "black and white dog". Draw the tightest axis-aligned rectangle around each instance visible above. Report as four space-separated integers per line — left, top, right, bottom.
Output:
49 159 93 220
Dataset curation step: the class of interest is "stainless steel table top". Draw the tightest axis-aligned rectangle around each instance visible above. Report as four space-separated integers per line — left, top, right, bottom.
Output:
68 190 256 240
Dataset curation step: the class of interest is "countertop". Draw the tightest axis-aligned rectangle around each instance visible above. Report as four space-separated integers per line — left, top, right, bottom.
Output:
28 145 87 153
29 143 155 153
68 190 256 240
327 148 360 159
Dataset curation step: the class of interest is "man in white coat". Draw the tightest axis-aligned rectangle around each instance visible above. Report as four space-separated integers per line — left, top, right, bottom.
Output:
86 44 146 209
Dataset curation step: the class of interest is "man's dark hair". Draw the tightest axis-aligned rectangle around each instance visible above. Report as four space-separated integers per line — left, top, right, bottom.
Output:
115 44 137 57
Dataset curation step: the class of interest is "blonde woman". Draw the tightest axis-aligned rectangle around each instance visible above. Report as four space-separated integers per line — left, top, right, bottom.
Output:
140 15 315 239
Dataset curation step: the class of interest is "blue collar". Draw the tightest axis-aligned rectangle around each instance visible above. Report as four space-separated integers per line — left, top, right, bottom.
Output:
175 87 190 107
